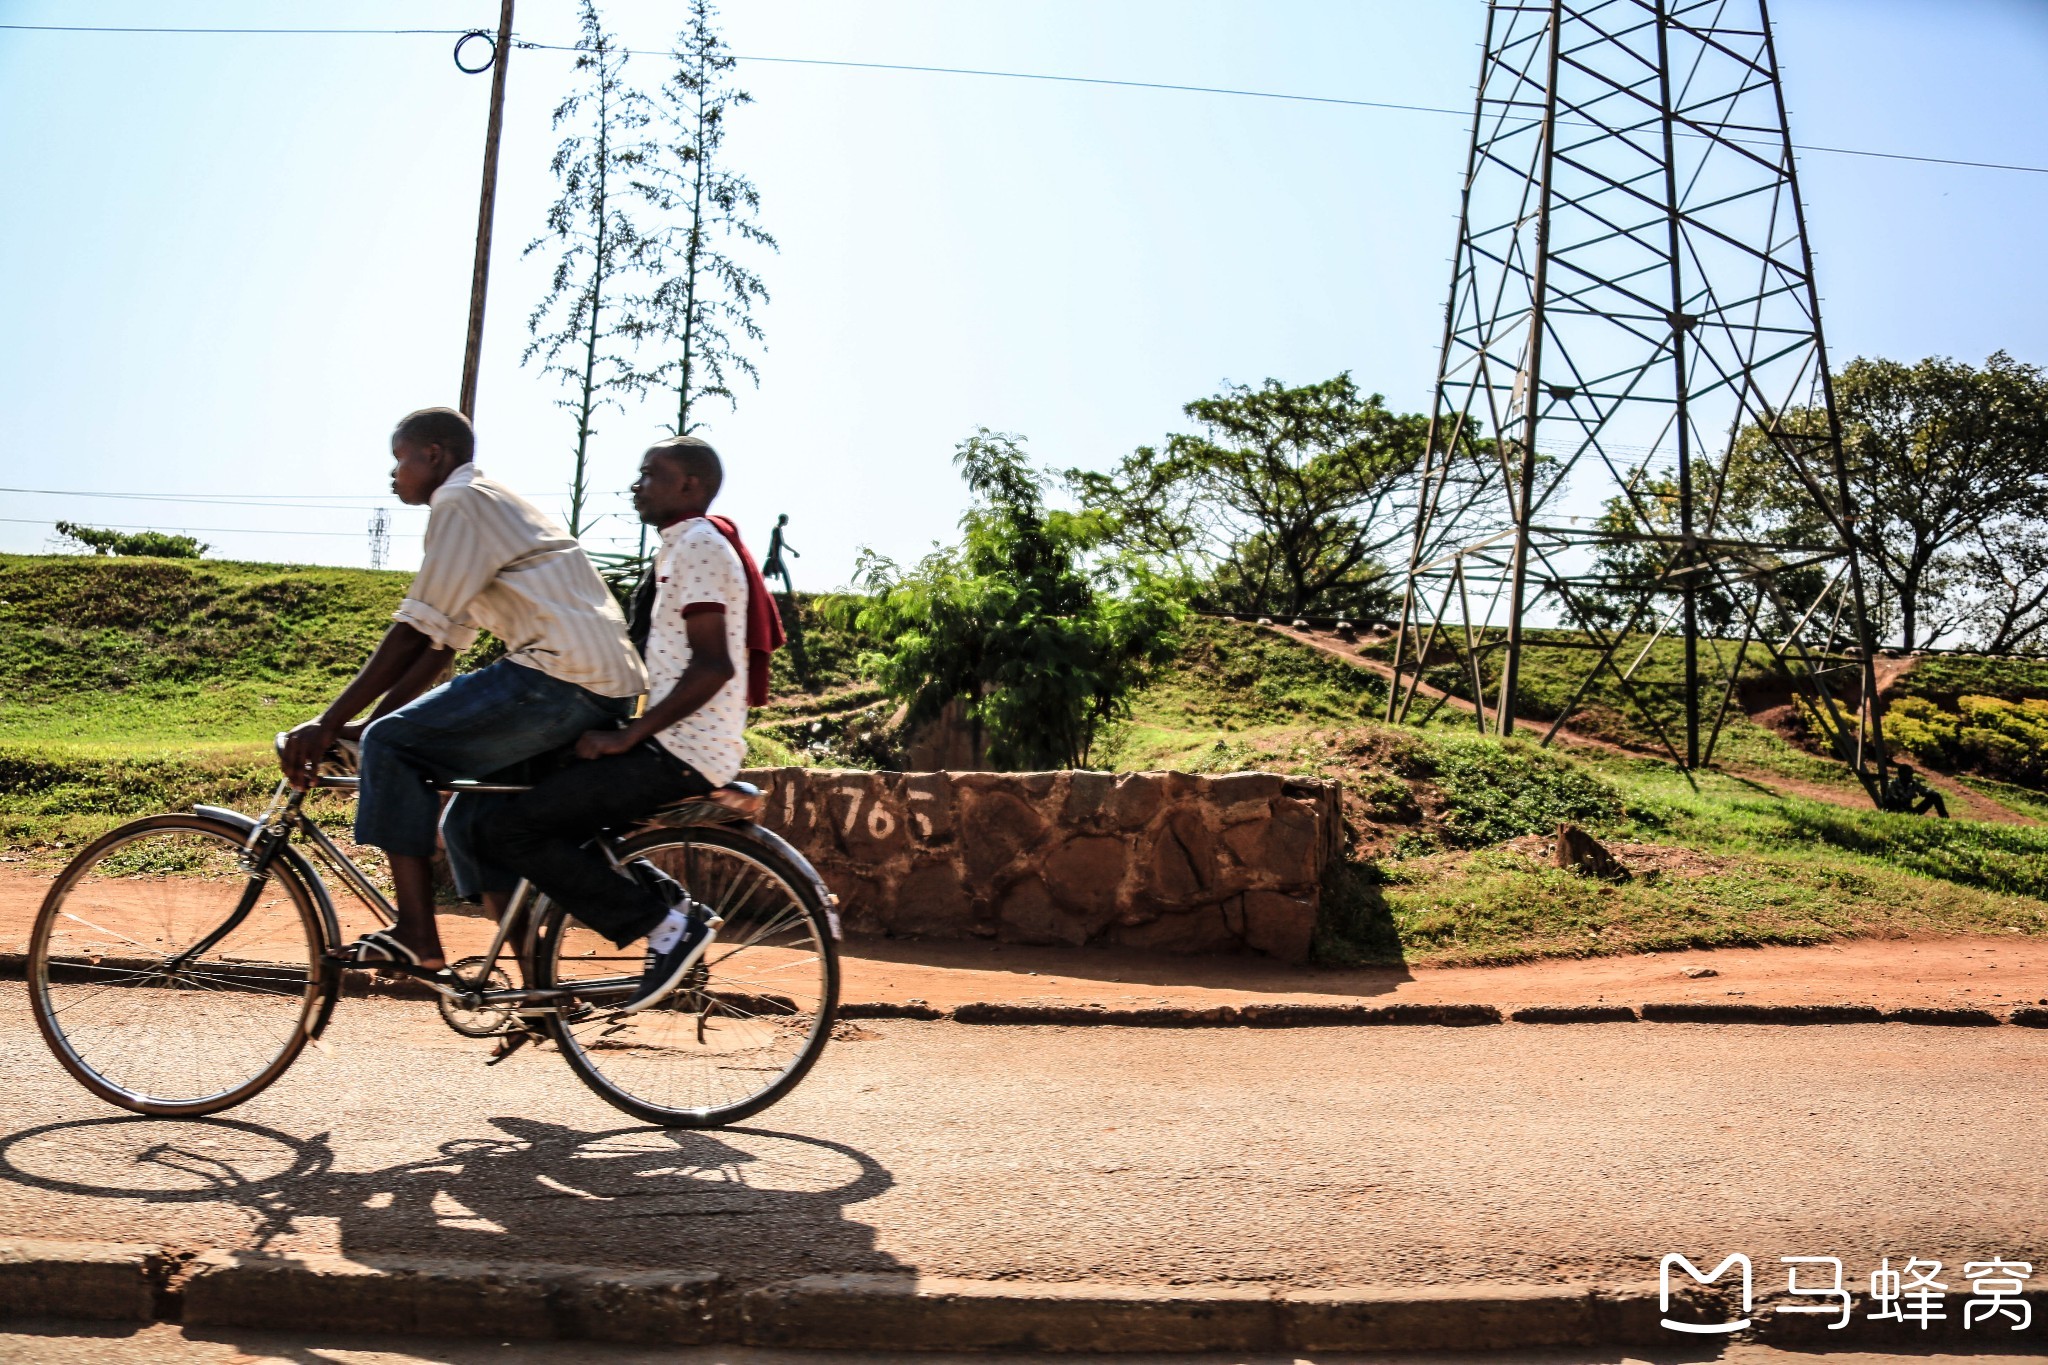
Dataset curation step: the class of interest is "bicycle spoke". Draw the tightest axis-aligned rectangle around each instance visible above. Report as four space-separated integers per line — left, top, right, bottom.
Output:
31 821 322 1113
547 832 836 1127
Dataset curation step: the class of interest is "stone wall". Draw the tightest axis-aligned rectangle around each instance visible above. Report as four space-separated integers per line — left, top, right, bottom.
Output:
738 768 1344 963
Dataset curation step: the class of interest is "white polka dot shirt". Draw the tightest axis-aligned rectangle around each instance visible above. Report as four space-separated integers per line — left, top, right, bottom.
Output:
644 518 751 784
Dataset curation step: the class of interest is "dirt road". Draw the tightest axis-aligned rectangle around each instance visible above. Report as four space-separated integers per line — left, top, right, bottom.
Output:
7 864 2048 1014
0 982 2041 1296
8 1320 2047 1364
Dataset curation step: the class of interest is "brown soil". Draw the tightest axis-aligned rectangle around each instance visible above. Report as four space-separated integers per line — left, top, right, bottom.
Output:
831 932 2048 1013
8 865 2044 1014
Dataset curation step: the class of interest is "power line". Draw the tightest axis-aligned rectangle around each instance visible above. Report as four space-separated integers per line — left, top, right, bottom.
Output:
0 485 394 509
6 517 419 539
0 24 469 36
0 484 628 507
4 22 2043 177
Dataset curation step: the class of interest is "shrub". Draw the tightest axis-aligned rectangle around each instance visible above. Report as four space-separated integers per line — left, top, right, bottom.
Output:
1887 694 2048 785
1425 737 1625 847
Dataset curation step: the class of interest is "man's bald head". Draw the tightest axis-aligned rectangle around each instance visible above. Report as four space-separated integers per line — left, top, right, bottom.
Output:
646 436 723 500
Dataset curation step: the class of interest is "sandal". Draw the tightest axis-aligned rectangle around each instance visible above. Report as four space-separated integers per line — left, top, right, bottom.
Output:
337 930 443 973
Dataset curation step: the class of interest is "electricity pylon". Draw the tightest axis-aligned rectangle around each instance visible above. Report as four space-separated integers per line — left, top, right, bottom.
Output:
367 509 391 571
1387 0 1890 803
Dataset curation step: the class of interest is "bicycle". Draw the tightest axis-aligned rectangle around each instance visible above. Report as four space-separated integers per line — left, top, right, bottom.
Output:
26 739 842 1128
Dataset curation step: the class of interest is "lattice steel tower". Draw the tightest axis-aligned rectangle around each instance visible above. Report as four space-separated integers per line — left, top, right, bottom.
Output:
1388 0 1889 800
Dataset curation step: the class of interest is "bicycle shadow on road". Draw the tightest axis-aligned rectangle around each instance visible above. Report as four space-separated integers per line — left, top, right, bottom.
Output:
0 1112 905 1281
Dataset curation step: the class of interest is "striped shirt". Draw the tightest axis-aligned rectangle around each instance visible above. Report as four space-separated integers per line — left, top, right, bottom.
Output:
394 464 648 699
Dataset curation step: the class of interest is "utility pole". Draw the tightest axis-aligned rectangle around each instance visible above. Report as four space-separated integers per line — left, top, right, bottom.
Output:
458 0 516 420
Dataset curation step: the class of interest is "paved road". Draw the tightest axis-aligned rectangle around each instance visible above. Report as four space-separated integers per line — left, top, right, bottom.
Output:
0 982 2043 1295
5 1322 2046 1364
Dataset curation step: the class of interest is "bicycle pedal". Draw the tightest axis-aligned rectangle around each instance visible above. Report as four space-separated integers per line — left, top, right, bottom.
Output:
486 1027 541 1065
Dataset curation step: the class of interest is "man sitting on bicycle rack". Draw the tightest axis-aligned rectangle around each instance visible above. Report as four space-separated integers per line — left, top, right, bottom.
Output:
466 435 771 1013
278 406 648 973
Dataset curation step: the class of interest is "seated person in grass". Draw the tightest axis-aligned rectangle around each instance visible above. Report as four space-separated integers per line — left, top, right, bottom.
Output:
1885 762 1950 820
278 407 648 971
465 436 768 1012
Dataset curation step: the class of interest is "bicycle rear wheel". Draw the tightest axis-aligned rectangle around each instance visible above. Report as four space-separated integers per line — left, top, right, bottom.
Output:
535 825 838 1128
27 815 328 1116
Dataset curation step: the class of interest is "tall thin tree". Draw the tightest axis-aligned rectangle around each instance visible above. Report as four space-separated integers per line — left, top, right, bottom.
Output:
637 0 775 438
522 1 653 537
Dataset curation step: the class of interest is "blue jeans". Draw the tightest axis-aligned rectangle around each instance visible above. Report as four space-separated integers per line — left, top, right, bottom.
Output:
355 660 634 897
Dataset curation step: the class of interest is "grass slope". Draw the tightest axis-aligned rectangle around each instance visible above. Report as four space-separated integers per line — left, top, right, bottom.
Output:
8 556 2048 971
1104 618 2048 966
0 555 840 855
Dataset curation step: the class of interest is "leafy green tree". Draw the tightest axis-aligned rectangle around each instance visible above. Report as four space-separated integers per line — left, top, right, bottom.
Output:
1725 352 2048 650
521 0 655 538
1957 515 2048 654
1581 475 1750 636
54 522 206 559
852 430 1185 770
1070 374 1428 619
636 0 775 437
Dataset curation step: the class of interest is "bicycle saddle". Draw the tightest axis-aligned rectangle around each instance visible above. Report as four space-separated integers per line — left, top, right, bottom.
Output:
644 780 766 827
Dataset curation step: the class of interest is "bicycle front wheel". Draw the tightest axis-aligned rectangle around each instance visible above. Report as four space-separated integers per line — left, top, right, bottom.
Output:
27 815 328 1116
535 825 839 1128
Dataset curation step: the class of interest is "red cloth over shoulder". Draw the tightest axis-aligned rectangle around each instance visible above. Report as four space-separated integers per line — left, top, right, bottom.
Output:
704 514 786 707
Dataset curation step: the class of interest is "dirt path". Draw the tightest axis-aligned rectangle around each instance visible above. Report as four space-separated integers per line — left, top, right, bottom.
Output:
5 866 2042 1013
1277 624 2040 825
1271 625 1634 757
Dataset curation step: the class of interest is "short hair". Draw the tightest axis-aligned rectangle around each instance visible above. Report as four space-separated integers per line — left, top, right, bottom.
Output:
393 407 475 462
647 435 723 499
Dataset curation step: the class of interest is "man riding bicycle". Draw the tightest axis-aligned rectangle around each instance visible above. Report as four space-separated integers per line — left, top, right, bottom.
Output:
280 415 772 1014
467 435 777 1012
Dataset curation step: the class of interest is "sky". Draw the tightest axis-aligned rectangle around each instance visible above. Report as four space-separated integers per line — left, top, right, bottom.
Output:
1 0 2044 589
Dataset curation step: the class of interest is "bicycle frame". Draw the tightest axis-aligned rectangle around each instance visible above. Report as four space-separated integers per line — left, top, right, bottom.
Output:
205 775 646 1017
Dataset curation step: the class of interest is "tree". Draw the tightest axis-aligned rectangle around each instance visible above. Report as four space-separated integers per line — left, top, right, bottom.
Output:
54 522 205 558
1956 515 2048 654
1070 374 1429 619
1726 353 2048 651
1580 475 1744 635
852 430 1185 770
1835 352 2048 650
636 0 775 438
521 1 655 538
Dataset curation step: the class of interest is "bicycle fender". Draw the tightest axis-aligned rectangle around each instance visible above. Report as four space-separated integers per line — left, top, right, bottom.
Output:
192 805 345 1038
727 823 843 940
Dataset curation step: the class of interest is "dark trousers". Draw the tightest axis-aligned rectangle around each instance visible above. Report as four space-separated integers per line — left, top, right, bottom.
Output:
473 742 712 948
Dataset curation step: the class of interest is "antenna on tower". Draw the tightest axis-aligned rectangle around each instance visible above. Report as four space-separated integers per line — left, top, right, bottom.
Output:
1387 0 1889 805
368 509 391 571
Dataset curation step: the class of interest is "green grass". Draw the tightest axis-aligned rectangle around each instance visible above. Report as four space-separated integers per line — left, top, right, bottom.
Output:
1958 774 2048 823
10 557 2048 971
1114 621 2048 967
1095 617 1389 771
0 554 844 859
1892 654 2048 704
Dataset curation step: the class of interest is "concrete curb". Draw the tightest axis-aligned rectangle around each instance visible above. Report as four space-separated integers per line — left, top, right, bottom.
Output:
0 1241 1697 1352
7 952 2039 1029
1640 1001 1884 1024
178 1251 725 1345
867 999 2048 1029
1511 1004 1638 1023
0 1238 158 1323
